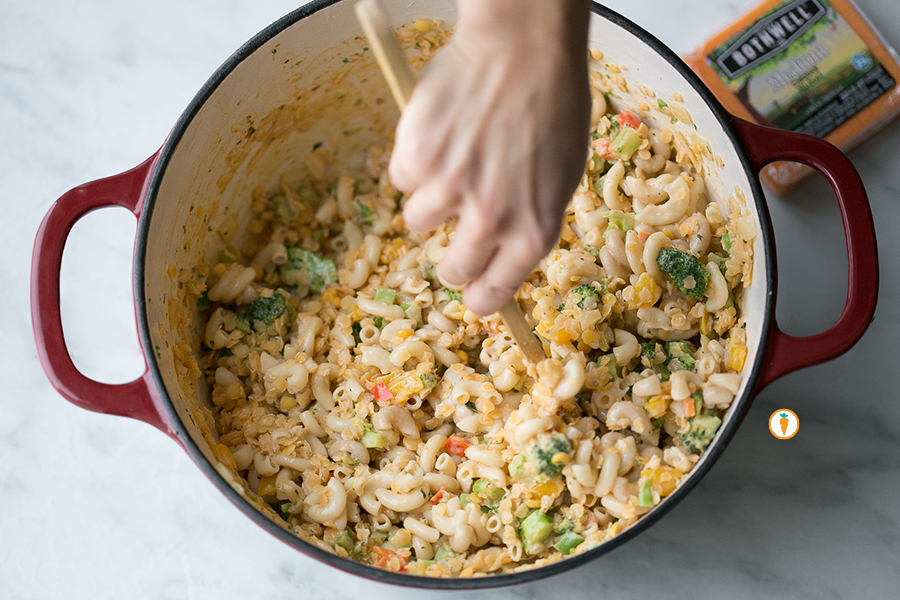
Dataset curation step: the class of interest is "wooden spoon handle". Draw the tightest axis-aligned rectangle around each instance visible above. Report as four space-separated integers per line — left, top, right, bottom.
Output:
354 0 417 109
355 0 546 364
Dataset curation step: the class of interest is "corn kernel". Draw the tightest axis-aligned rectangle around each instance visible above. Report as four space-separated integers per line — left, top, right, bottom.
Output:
280 396 297 411
644 467 681 497
727 343 748 372
645 395 670 418
550 452 570 466
258 474 276 497
396 329 415 341
211 443 236 470
628 273 661 309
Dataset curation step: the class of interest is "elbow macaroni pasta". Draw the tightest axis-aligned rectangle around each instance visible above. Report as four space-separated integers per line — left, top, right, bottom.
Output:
185 34 755 579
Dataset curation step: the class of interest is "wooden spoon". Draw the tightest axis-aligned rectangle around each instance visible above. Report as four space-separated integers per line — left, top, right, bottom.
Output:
355 0 545 364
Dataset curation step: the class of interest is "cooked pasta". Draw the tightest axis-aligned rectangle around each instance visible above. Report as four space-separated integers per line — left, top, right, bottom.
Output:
184 31 755 578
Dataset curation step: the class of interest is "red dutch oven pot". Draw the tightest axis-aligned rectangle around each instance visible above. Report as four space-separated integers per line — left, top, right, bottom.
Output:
31 0 878 589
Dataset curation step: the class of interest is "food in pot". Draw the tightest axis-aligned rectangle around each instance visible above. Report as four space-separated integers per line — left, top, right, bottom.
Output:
184 36 756 577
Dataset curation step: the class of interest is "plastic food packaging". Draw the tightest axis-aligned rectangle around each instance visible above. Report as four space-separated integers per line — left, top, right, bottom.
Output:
684 0 900 194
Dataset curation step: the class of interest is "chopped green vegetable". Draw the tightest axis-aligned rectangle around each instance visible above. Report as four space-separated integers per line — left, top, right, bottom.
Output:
373 317 384 328
433 544 456 562
678 414 722 454
570 284 601 310
597 354 617 378
472 479 504 502
361 430 385 449
603 209 635 232
197 290 210 311
353 198 374 227
650 416 666 430
374 288 396 305
280 246 337 293
665 341 696 373
656 247 709 300
508 455 526 478
530 433 572 479
333 531 355 554
419 264 435 280
233 314 253 335
466 401 478 412
244 292 292 331
553 531 585 555
459 493 471 507
657 98 668 109
444 289 462 302
552 513 575 534
351 321 362 345
636 476 654 507
610 128 643 161
400 303 411 311
721 232 733 252
270 195 297 223
420 373 437 390
520 510 553 555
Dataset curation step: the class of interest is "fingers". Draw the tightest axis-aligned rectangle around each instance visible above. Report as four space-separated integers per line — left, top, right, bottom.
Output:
437 208 499 287
462 236 544 316
402 181 457 232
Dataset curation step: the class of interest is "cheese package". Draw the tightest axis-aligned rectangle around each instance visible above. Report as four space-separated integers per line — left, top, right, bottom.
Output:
684 0 900 194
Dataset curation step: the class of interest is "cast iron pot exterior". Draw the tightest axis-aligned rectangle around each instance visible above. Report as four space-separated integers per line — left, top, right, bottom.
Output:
32 0 879 589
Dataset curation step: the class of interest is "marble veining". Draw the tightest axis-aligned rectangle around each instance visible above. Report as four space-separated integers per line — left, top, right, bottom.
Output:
2 0 899 598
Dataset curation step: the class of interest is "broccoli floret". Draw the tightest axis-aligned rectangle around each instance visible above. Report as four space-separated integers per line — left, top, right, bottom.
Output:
665 341 696 373
420 373 437 390
656 247 709 300
244 291 292 331
641 342 669 379
444 289 462 302
530 433 573 479
353 198 375 227
570 284 601 310
677 414 722 454
279 246 337 293
269 195 298 223
552 513 576 534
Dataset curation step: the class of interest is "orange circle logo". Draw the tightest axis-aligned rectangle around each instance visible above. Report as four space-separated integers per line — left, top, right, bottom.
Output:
769 409 799 439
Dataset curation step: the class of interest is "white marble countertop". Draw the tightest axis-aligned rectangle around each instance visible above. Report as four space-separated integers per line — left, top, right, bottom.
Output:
3 0 899 598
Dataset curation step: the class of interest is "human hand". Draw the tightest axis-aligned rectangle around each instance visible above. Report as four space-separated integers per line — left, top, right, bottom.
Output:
389 0 591 315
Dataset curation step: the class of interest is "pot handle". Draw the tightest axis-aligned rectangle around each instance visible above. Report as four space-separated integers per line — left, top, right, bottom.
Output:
729 116 879 391
31 154 173 435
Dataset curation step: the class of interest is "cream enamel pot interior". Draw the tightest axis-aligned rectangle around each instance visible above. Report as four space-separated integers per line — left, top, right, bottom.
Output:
32 0 878 588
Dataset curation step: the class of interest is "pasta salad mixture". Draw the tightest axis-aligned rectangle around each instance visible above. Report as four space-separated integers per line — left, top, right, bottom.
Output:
185 45 756 578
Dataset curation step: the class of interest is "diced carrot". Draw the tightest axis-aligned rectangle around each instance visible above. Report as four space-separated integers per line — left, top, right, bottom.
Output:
618 110 640 128
592 137 613 159
371 380 394 405
683 397 696 418
429 487 448 505
444 434 469 456
638 231 650 244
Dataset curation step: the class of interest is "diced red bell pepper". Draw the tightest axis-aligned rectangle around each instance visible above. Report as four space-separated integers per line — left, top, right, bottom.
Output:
592 137 613 159
371 380 394 405
638 231 651 244
444 434 469 457
429 487 449 505
618 110 640 129
372 547 408 571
